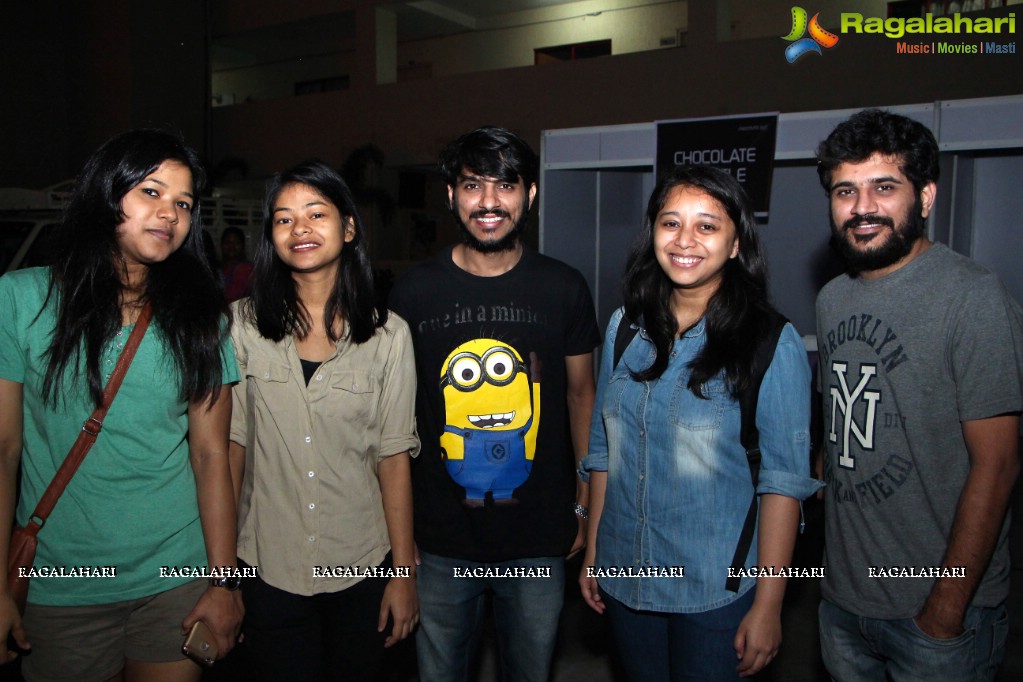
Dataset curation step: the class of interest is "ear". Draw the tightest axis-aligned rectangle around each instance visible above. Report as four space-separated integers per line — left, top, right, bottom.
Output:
527 183 537 210
919 181 937 218
446 185 455 210
730 237 740 260
343 216 356 243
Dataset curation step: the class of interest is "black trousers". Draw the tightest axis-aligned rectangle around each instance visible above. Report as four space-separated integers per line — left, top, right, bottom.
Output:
240 559 390 682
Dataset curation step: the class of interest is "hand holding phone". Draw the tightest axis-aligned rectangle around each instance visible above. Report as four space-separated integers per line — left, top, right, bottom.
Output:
182 621 218 668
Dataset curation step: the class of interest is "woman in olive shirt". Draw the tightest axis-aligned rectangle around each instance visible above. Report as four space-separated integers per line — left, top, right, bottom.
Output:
229 161 419 681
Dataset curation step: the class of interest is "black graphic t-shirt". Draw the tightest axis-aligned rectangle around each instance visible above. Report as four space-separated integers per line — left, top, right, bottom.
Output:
390 246 599 562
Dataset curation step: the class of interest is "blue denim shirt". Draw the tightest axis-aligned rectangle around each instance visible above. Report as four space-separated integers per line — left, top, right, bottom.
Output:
581 308 822 613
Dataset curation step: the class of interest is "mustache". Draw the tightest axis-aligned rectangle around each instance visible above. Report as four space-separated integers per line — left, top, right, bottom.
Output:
469 208 511 220
842 214 895 231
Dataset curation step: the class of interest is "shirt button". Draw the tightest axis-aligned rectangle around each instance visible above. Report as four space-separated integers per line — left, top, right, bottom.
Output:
308 536 315 542
264 372 270 379
304 436 312 443
315 374 322 381
308 503 315 510
639 429 645 437
639 474 645 480
308 471 315 478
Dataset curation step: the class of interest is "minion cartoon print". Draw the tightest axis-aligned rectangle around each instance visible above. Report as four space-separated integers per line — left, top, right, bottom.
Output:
439 339 541 503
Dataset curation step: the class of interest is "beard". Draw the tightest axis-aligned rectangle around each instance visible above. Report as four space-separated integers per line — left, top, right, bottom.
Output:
829 198 926 274
454 208 527 254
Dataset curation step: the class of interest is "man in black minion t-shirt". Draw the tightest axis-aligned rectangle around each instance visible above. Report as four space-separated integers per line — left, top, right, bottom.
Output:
390 126 599 682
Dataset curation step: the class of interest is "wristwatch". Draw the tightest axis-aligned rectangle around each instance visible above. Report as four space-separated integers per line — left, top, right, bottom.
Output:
210 575 242 591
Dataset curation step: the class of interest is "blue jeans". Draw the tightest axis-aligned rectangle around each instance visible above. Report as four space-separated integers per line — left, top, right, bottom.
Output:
601 587 755 682
819 599 1008 682
415 551 565 682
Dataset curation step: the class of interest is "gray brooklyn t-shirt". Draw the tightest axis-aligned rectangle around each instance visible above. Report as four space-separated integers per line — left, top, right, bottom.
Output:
816 243 1023 619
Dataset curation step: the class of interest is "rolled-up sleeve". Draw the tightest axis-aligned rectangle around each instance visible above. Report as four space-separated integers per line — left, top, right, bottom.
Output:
228 303 250 447
756 323 824 500
378 314 420 459
579 309 623 481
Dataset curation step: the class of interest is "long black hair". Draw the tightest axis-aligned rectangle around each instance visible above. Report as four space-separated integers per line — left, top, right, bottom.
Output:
44 128 229 407
246 160 386 344
622 165 775 396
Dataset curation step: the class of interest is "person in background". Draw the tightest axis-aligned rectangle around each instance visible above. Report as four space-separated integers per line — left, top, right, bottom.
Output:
0 128 242 681
229 160 418 681
580 165 820 681
220 226 254 302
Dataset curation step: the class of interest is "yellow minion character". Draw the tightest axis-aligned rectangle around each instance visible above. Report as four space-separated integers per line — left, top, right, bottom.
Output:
439 339 540 502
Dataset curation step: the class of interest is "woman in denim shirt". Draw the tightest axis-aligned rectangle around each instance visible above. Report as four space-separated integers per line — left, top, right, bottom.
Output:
579 166 822 680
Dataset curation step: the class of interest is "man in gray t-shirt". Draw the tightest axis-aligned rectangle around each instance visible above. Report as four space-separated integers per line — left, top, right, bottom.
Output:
814 109 1022 681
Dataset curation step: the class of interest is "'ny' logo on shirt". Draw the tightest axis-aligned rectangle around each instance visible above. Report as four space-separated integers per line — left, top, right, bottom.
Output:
829 362 880 470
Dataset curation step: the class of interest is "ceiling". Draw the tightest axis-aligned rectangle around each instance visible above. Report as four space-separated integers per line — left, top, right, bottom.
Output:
393 0 586 29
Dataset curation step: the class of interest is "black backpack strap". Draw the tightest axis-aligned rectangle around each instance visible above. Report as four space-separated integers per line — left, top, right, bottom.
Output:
725 311 789 592
612 313 639 371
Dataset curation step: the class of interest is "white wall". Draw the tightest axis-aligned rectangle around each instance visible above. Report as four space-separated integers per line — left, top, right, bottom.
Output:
212 1 687 101
969 156 1023 306
213 51 356 104
397 2 688 77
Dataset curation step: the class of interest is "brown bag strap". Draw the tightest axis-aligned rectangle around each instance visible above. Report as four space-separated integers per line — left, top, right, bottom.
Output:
24 303 154 531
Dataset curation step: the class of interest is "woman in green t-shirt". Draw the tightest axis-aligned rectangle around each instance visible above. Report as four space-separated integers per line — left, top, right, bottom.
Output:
0 129 242 681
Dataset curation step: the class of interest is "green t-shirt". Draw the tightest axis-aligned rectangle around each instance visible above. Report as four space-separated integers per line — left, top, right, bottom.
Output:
0 268 239 605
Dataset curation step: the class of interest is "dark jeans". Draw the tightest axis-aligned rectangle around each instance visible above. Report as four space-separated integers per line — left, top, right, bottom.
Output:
415 551 565 682
241 561 389 682
602 587 755 682
819 598 1008 682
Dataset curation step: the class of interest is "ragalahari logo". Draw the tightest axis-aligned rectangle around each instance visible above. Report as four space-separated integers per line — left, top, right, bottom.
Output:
783 7 839 62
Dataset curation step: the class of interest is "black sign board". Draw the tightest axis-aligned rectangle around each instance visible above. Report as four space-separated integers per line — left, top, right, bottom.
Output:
656 113 779 220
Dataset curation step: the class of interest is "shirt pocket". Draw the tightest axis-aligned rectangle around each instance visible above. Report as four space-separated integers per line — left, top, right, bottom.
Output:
601 371 633 419
669 376 728 430
246 358 291 385
330 369 379 422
